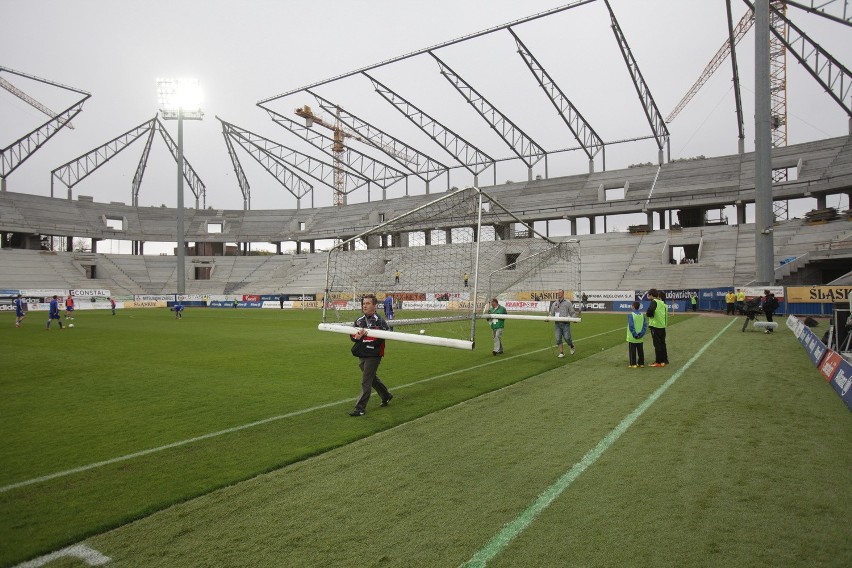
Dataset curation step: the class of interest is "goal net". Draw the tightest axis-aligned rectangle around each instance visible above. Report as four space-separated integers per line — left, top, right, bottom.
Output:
483 240 581 318
320 186 580 349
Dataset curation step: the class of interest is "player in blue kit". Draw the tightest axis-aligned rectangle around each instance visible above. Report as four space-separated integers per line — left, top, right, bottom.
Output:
14 294 26 328
46 295 64 330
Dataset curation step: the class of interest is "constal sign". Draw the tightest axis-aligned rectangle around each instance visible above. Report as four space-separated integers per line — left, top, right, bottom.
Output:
786 286 852 303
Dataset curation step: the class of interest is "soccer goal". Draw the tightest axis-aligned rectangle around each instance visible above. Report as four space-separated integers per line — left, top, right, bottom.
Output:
481 240 582 324
319 186 581 349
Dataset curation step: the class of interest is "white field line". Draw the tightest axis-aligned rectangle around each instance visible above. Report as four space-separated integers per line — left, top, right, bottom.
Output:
13 544 111 567
1 327 621 495
459 318 737 568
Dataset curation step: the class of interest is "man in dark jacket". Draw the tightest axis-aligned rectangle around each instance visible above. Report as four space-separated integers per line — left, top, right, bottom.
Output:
349 294 393 416
762 290 779 333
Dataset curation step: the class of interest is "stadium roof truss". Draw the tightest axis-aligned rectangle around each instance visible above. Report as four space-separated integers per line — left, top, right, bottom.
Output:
255 0 850 205
50 116 207 207
218 117 317 209
508 27 604 169
307 90 451 188
0 66 90 187
362 72 496 184
264 108 408 191
430 51 548 178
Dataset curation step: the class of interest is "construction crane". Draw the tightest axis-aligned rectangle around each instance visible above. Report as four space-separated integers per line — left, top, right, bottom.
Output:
295 104 418 206
666 1 791 218
0 75 74 129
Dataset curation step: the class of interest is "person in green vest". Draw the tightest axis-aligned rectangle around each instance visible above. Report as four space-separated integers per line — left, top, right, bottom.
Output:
488 298 507 355
626 300 648 368
646 288 669 367
690 292 698 312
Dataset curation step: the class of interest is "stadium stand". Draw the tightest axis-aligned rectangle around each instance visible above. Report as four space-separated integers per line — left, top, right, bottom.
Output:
1 136 850 293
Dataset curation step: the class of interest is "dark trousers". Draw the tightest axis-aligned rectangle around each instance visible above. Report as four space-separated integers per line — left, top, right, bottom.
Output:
650 327 668 364
726 303 735 315
355 357 391 411
628 342 645 366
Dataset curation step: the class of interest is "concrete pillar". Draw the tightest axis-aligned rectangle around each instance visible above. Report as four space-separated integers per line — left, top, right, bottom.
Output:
309 240 315 253
366 234 382 249
588 217 596 235
445 229 452 244
424 230 432 246
816 194 827 210
91 238 99 253
646 211 653 228
398 232 410 247
569 218 577 236
736 203 747 225
276 242 282 255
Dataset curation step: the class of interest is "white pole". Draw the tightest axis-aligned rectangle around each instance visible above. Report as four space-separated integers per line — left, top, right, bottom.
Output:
318 323 474 350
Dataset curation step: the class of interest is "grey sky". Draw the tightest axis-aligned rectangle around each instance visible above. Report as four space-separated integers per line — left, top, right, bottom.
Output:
2 0 850 218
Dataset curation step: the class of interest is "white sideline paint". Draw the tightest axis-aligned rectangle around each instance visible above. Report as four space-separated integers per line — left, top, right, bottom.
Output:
0 327 621 494
14 544 111 567
459 318 737 568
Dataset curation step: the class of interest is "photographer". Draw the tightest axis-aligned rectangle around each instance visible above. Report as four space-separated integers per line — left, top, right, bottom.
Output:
761 290 779 334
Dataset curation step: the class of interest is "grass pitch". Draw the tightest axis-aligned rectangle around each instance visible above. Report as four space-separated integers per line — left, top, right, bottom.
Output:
1 308 850 567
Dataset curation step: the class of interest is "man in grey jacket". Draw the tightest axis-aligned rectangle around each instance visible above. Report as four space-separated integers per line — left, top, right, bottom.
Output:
549 289 576 358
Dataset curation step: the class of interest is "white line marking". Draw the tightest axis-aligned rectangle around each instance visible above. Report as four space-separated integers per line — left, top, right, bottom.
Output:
459 319 736 567
1 328 621 494
13 543 111 567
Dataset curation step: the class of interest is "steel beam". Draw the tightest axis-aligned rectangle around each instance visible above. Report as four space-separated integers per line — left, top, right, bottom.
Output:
363 72 495 179
306 90 449 184
430 52 546 174
509 28 603 164
604 0 670 162
266 108 407 189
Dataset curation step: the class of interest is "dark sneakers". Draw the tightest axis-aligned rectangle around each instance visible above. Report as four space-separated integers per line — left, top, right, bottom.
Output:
349 409 365 417
380 394 394 407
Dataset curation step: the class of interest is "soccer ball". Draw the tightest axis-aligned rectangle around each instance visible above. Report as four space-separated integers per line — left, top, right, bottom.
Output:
419 329 425 335
68 323 75 328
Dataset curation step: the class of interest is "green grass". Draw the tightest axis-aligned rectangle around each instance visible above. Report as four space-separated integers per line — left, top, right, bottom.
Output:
1 309 850 567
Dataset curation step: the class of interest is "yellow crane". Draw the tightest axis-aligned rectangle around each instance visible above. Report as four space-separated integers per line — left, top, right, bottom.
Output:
296 104 419 206
295 104 348 205
667 1 790 217
0 75 75 129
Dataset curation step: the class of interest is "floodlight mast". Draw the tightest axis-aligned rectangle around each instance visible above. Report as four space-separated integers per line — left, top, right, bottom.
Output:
157 78 203 295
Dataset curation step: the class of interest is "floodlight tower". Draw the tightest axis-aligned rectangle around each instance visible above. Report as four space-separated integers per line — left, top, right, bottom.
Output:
157 78 203 295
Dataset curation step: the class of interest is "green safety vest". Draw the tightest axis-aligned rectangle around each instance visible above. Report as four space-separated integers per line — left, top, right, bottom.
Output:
489 306 506 329
626 311 646 343
649 298 668 328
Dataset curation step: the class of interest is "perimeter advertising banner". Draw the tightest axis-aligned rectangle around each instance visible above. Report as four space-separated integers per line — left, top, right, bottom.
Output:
580 291 634 302
736 286 784 301
786 314 851 410
799 325 829 367
635 289 693 313
71 289 111 298
503 300 549 312
825 356 852 408
785 286 852 303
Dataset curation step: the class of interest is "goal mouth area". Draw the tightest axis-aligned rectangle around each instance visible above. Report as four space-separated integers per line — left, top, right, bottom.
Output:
477 314 581 323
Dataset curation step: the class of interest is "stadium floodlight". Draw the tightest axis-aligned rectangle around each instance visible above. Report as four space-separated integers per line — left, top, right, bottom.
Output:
156 77 203 295
156 78 203 120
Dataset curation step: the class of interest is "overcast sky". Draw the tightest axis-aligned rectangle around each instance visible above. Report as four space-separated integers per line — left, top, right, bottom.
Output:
2 0 850 221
